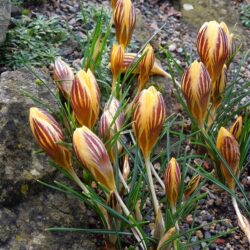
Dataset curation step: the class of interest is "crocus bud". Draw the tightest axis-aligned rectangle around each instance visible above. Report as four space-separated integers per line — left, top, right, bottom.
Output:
99 97 125 163
73 126 115 192
184 175 202 200
164 158 181 211
119 53 169 77
113 0 136 48
211 64 227 107
197 21 229 83
110 44 125 91
53 58 74 99
216 127 240 190
29 107 72 171
138 44 155 92
230 116 243 141
71 69 100 128
132 86 166 159
181 60 211 128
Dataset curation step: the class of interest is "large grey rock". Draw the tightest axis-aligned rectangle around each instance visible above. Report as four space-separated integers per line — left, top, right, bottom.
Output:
0 68 57 205
0 0 11 45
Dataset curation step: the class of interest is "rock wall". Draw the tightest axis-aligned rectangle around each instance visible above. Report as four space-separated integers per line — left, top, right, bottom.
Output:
0 0 11 45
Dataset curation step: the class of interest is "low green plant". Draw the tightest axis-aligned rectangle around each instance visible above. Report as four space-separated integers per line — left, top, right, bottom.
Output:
0 15 68 69
240 4 250 28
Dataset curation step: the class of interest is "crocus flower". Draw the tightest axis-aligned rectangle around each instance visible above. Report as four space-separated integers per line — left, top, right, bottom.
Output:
99 97 125 163
181 60 211 128
216 127 240 190
138 44 155 92
197 21 229 83
73 126 115 192
230 116 243 141
164 158 181 211
132 86 166 159
29 107 72 171
53 57 74 99
71 69 100 128
184 174 202 200
110 44 125 91
113 0 136 48
111 0 118 10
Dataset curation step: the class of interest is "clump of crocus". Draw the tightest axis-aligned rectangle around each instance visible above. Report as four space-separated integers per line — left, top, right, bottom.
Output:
181 60 211 128
164 158 181 212
71 69 100 128
133 86 166 237
29 107 72 171
110 44 125 92
197 21 229 84
113 0 136 48
99 97 125 163
73 125 116 192
53 57 74 99
137 44 155 93
216 127 250 242
230 116 243 141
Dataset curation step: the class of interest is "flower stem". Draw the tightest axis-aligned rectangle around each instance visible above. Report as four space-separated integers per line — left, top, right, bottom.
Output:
119 169 130 192
145 157 165 233
150 162 165 191
70 170 89 194
114 190 147 249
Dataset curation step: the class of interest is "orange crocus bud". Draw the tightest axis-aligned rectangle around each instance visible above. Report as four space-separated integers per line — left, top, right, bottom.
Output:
184 175 202 200
29 107 72 171
73 126 116 192
138 44 155 92
164 158 181 211
111 0 118 10
197 21 229 83
99 97 125 163
53 57 74 99
110 44 125 91
216 127 240 190
181 60 211 128
230 116 243 141
132 86 166 159
113 0 136 48
71 69 100 128
212 64 227 108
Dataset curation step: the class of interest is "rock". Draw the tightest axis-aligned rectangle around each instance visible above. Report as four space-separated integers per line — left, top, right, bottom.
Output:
0 189 97 249
0 68 57 206
0 0 11 45
182 4 194 11
169 43 177 52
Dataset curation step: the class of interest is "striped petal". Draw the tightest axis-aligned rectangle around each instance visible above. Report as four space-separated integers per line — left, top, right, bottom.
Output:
181 60 211 128
29 107 72 171
132 86 166 158
216 127 240 190
184 174 202 200
229 116 243 141
164 158 181 210
113 0 136 48
73 126 115 192
53 57 74 99
71 69 100 128
197 21 229 83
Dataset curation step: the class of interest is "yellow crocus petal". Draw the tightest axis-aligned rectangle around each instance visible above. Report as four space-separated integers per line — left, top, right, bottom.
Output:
138 44 155 91
164 158 181 210
216 127 240 190
110 44 125 91
29 107 72 171
184 174 202 200
73 126 115 192
111 0 118 10
197 20 229 83
212 64 227 107
181 60 211 128
53 57 74 99
229 116 243 140
71 69 100 128
114 0 136 48
132 86 166 158
99 97 125 163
